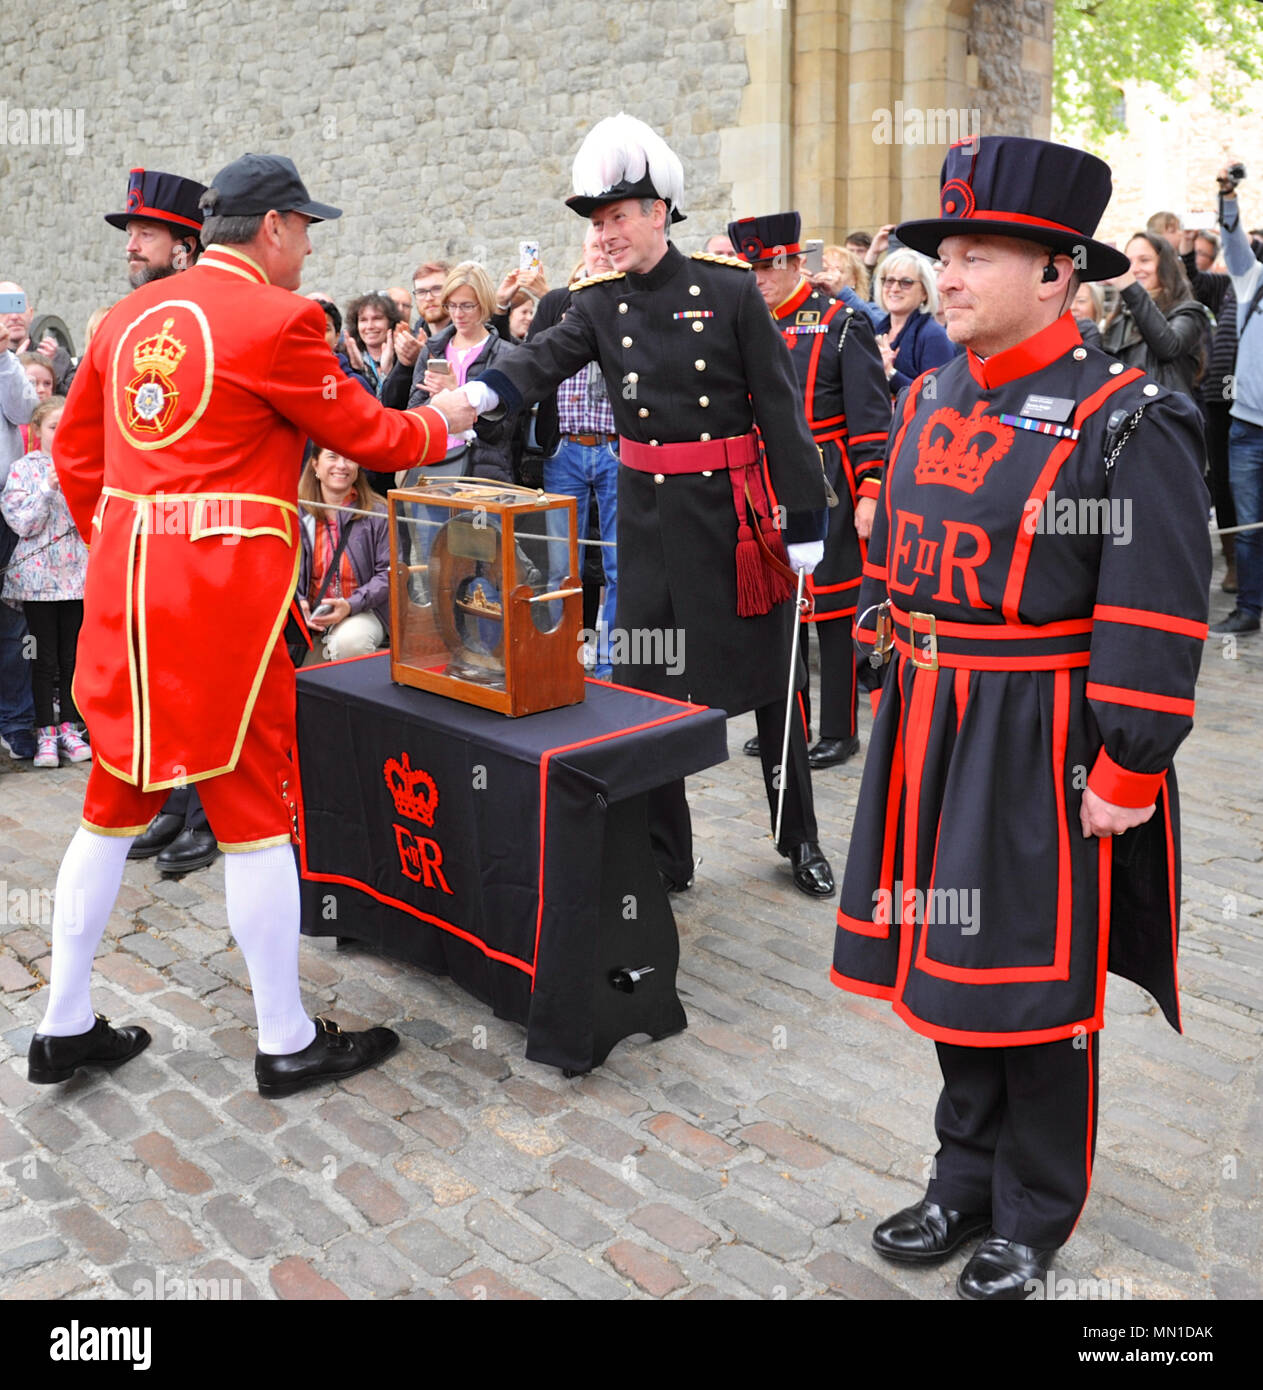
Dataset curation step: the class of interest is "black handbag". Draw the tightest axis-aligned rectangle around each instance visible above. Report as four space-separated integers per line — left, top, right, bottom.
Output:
288 512 357 666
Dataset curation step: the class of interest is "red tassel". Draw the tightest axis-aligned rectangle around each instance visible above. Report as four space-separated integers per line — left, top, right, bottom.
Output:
759 518 796 605
735 524 771 616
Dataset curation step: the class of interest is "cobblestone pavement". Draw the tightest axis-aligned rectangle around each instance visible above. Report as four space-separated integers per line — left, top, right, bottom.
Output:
0 562 1259 1301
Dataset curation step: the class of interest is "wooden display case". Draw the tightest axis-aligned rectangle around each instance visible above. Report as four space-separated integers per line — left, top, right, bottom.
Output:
387 479 585 716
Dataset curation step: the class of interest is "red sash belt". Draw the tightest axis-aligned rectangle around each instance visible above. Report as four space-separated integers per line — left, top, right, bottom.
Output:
890 603 1094 671
619 433 795 616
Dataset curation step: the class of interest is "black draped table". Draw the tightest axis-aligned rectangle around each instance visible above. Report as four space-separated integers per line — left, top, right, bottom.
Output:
294 654 728 1073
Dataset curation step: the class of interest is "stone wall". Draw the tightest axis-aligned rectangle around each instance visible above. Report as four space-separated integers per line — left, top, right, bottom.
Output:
3 0 1061 353
2 0 748 351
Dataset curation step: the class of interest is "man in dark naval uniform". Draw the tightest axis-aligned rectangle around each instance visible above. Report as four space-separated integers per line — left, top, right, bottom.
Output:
831 136 1211 1298
469 115 835 896
728 211 891 769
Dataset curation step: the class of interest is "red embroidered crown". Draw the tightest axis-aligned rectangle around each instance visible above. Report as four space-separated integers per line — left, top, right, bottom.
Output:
914 402 1014 493
383 753 438 827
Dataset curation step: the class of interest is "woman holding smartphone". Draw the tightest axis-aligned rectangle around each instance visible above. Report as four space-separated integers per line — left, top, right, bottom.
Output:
402 261 523 485
396 264 526 597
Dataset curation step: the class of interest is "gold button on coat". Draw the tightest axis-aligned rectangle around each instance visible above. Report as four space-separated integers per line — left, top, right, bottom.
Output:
638 407 649 417
692 322 704 333
698 396 709 407
653 473 665 483
622 335 633 347
695 359 706 370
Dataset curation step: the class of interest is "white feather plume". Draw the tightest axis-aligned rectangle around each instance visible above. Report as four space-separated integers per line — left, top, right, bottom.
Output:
571 113 685 212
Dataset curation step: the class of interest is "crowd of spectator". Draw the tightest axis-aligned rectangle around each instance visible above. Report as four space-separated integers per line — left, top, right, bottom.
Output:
3 167 1261 766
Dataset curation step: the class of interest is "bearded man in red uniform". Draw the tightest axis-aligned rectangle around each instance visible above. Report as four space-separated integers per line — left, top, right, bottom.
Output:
832 137 1211 1297
28 155 475 1097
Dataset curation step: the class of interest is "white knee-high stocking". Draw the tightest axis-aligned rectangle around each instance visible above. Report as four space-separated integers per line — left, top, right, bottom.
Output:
223 844 316 1055
39 827 133 1036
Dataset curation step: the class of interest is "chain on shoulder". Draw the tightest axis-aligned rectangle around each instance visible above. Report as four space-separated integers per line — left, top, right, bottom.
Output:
1104 404 1146 476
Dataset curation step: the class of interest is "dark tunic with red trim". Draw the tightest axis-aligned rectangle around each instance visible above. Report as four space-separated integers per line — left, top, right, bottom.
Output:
771 281 891 622
832 313 1211 1046
479 243 826 714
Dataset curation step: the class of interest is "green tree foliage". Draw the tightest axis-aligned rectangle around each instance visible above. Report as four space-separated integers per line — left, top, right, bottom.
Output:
1054 0 1263 138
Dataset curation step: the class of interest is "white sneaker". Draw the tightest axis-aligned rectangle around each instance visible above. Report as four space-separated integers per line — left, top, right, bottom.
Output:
34 726 60 768
57 722 92 763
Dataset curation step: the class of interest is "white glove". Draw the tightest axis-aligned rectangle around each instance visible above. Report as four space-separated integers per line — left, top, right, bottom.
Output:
787 540 824 575
462 379 500 414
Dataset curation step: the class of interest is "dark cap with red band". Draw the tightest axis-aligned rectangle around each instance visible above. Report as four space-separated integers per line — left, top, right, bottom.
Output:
104 168 207 236
895 135 1129 282
727 211 803 266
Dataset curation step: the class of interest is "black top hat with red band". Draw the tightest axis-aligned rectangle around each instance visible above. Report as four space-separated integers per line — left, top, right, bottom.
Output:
727 212 803 266
895 136 1129 282
104 168 207 238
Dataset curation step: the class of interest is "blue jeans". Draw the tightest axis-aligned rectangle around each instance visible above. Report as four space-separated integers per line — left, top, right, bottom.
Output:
544 438 619 680
0 599 35 738
1229 418 1263 617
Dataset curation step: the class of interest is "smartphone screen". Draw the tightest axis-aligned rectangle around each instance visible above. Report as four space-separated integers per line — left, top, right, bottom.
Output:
519 240 540 274
803 239 824 275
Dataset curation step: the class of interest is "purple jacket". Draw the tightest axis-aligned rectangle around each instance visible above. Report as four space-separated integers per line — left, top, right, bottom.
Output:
297 504 390 624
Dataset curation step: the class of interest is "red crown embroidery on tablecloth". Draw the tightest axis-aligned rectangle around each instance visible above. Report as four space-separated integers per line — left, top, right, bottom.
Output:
384 753 438 827
915 402 1014 493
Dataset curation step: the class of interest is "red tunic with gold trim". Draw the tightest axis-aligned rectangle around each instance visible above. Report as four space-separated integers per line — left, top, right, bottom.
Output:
832 313 1211 1045
54 244 448 793
771 280 890 621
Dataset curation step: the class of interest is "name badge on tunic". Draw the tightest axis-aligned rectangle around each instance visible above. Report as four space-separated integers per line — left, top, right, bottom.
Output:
1018 394 1075 423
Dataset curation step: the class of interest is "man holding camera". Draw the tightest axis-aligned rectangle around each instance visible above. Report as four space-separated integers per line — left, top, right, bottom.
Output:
1209 161 1263 637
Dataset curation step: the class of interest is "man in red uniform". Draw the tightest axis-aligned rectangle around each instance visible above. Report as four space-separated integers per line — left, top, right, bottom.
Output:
832 137 1211 1297
727 211 891 769
28 154 474 1097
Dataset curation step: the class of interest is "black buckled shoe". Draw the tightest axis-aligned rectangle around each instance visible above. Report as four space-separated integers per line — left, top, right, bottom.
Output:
743 735 761 757
155 826 220 875
780 841 835 897
126 812 184 860
255 1016 401 1098
957 1234 1057 1300
872 1198 990 1264
28 1013 151 1084
808 735 861 769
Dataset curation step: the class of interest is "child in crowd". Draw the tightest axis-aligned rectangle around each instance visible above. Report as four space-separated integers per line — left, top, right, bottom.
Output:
0 397 92 768
16 353 55 452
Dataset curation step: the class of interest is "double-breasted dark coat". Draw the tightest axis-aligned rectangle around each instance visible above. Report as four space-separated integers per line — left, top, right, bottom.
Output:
480 242 827 714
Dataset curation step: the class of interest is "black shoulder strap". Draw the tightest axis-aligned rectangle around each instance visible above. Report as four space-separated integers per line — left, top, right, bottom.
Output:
1239 275 1263 342
311 511 357 608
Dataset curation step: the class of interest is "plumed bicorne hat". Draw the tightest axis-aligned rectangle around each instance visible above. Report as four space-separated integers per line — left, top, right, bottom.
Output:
895 135 1129 282
104 168 207 238
727 211 803 266
567 113 686 223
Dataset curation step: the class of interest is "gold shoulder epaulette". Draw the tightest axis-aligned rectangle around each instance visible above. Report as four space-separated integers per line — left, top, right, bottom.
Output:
692 252 751 270
570 270 626 291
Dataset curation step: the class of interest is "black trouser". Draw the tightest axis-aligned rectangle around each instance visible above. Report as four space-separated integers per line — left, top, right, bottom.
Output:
798 616 858 741
23 599 82 728
925 1033 1100 1249
157 785 210 834
649 690 818 883
1204 400 1236 535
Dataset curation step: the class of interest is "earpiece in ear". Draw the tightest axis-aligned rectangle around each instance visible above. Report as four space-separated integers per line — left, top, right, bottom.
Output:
1041 258 1059 284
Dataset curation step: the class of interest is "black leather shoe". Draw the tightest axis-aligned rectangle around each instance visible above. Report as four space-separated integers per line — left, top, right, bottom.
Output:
781 841 835 896
743 735 761 757
1208 608 1260 635
28 1013 151 1084
808 735 861 769
872 1198 990 1264
255 1015 401 1098
957 1234 1058 1300
126 812 184 859
156 826 220 875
